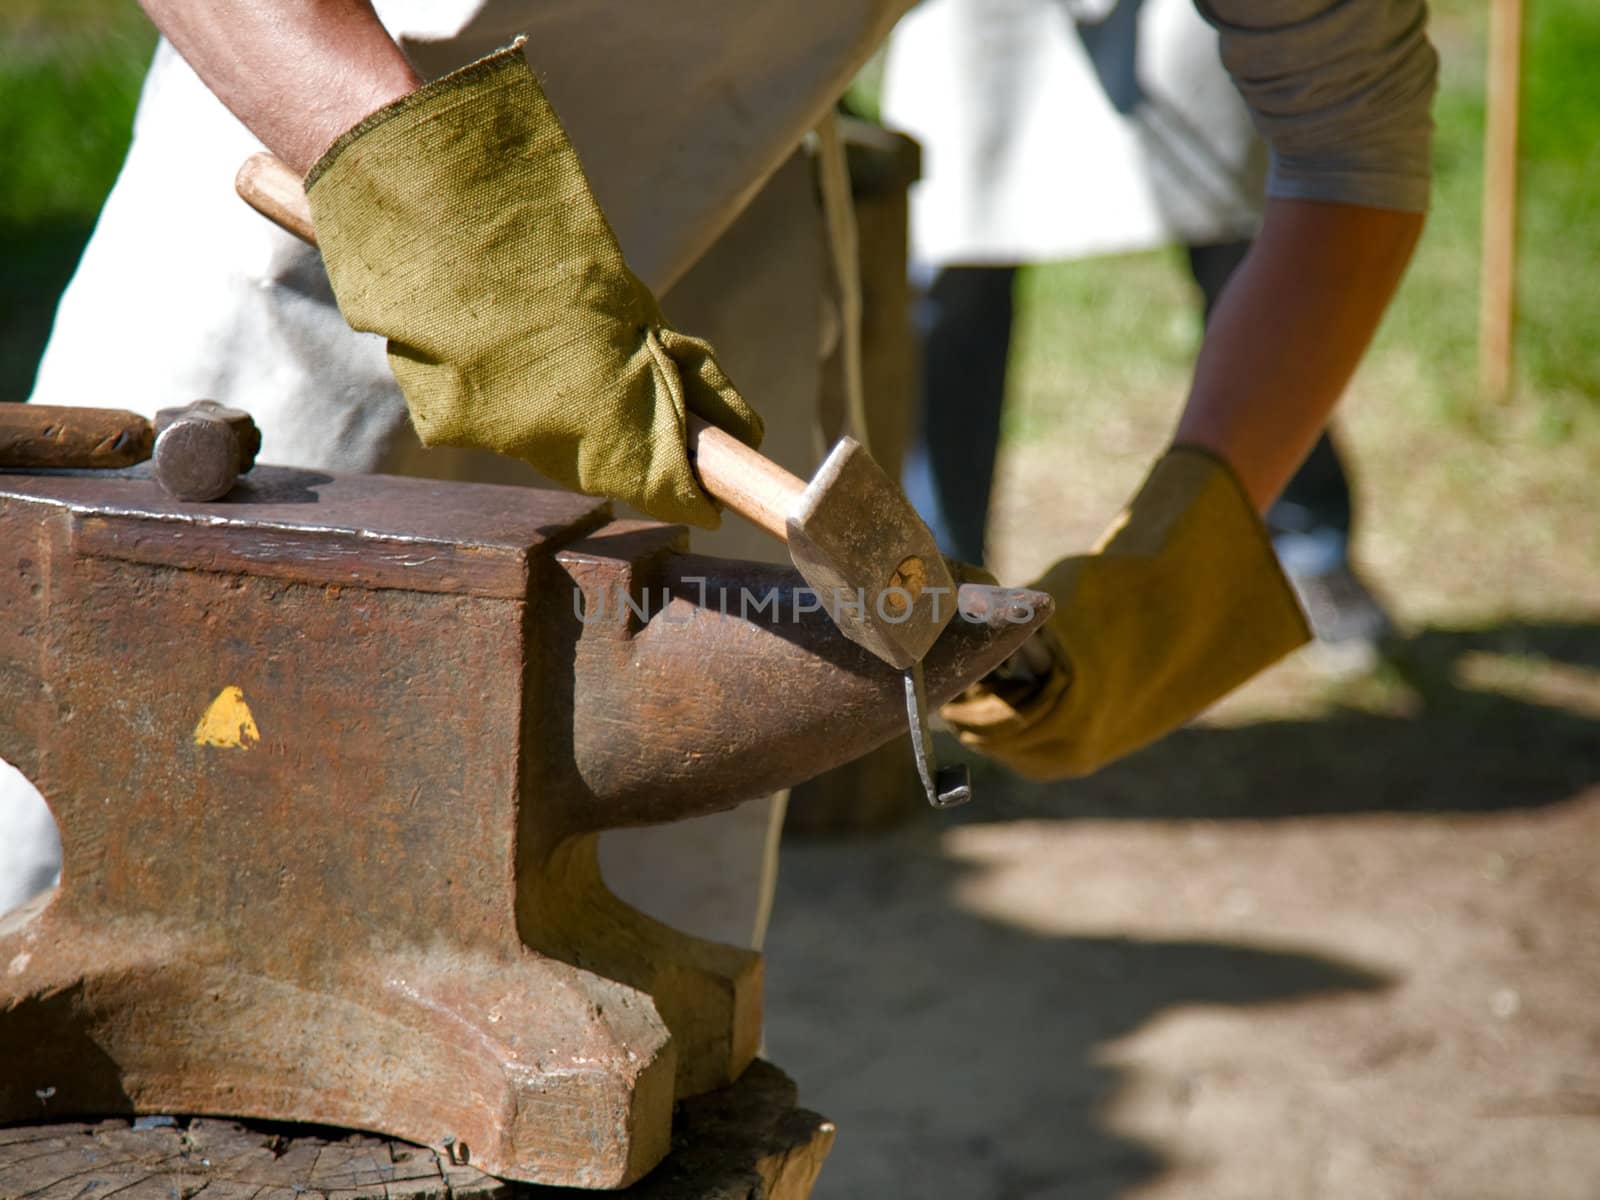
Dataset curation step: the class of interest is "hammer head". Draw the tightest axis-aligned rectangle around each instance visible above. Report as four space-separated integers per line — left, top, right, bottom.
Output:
785 437 956 670
151 400 261 502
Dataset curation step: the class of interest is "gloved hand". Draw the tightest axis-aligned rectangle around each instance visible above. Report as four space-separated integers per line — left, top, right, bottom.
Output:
941 446 1311 778
305 42 763 529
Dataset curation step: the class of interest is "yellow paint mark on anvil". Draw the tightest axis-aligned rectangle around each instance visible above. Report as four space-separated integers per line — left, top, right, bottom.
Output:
194 686 260 749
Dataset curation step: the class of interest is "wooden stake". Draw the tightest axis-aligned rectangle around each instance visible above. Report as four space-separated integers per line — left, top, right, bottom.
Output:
1479 0 1524 402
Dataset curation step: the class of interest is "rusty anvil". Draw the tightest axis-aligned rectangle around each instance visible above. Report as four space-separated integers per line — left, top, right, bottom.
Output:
0 466 1050 1187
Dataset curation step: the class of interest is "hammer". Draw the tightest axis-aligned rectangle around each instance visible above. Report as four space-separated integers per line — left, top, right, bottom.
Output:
0 399 261 502
237 152 972 806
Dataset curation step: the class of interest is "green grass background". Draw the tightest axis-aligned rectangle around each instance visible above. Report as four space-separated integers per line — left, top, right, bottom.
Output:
1007 0 1599 442
1 2 155 396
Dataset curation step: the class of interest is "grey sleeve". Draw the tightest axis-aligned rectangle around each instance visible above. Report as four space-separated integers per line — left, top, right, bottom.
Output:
1196 0 1439 212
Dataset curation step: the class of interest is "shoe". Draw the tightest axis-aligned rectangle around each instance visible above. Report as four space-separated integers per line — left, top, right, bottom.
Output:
1273 529 1396 674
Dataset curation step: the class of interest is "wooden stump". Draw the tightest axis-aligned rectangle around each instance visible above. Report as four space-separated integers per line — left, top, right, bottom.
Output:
0 1061 833 1200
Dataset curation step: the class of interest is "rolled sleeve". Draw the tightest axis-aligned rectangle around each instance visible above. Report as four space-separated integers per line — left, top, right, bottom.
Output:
1198 0 1439 212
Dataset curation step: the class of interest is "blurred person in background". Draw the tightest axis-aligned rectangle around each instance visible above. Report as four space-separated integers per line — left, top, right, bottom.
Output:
884 0 1396 667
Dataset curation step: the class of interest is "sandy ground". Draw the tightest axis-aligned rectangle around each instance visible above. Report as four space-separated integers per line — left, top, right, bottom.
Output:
768 781 1600 1199
763 433 1600 1198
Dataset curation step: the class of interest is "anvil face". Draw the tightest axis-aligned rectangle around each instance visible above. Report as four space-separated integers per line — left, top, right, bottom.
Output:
0 466 1050 1187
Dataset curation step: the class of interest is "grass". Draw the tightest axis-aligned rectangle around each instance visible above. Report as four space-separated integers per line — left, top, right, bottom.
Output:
1004 0 1600 441
0 2 154 395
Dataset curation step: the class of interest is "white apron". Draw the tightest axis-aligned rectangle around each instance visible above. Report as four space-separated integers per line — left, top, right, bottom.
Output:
5 0 910 947
881 0 1266 266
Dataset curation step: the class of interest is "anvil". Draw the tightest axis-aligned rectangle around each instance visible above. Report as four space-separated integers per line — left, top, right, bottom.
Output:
0 466 1049 1187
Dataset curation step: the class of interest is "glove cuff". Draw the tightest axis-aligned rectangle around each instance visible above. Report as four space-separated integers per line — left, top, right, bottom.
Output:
306 39 530 190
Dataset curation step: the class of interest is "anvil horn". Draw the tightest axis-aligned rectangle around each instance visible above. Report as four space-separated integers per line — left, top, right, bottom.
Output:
556 533 1052 829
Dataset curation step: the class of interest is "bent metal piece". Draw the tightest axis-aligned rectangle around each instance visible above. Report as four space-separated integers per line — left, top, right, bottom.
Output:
0 467 1050 1188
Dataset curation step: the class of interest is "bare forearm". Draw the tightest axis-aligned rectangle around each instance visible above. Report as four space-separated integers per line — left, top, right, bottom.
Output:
1176 198 1424 512
137 0 422 174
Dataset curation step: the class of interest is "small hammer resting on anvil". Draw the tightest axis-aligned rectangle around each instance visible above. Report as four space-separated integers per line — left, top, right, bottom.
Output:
0 399 261 502
238 151 978 806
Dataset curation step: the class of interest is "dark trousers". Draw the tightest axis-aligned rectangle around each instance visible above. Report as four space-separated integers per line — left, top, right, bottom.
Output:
902 244 1352 565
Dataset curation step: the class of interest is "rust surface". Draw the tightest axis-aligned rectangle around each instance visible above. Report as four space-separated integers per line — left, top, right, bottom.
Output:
0 467 1049 1188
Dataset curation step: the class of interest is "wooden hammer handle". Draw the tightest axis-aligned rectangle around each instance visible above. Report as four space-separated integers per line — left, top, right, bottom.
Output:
236 153 318 245
235 152 807 538
684 416 802 540
0 403 154 469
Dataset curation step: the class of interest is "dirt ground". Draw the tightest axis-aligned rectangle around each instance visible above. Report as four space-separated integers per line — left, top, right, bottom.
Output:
768 783 1600 1198
764 438 1600 1199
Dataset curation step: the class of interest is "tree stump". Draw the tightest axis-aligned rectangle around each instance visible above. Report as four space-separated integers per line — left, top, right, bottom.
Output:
0 1061 833 1200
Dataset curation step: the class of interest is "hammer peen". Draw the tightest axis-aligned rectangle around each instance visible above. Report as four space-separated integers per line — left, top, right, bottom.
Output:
0 399 261 502
237 151 975 806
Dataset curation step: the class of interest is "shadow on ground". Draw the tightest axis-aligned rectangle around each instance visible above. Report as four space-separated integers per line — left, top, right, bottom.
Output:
771 617 1599 1198
767 832 1391 1199
948 619 1600 825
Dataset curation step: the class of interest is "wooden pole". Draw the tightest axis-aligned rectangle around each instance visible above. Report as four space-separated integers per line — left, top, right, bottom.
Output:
1479 0 1524 402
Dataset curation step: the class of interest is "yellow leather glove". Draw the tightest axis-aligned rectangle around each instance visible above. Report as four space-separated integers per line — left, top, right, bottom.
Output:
941 446 1311 778
305 43 762 529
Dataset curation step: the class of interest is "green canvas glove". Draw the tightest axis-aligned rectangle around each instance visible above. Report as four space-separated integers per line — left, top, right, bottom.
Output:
305 43 763 529
941 446 1311 779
